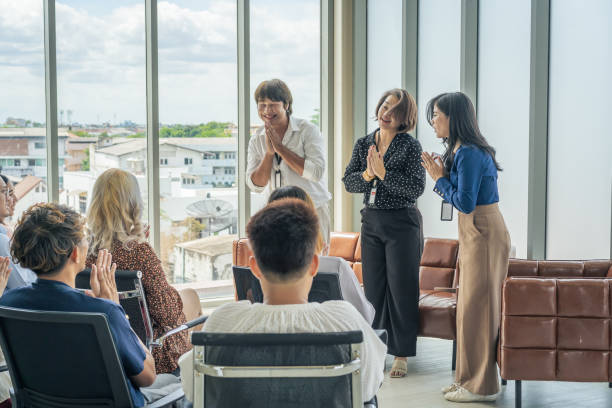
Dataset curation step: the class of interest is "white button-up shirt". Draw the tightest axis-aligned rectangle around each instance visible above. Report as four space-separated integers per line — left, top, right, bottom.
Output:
246 116 331 207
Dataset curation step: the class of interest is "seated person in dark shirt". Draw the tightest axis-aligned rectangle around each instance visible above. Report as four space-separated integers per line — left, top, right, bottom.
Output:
0 203 156 407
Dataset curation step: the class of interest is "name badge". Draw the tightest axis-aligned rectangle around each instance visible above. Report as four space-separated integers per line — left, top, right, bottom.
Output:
274 170 282 189
441 200 453 221
368 181 377 205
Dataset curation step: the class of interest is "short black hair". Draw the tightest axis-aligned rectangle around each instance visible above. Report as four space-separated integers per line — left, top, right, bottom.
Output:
267 185 309 204
11 203 85 276
246 199 319 282
254 79 293 116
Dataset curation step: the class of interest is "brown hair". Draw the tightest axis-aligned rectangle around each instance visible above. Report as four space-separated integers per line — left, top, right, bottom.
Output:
254 79 293 116
11 203 85 276
247 199 319 283
374 88 418 132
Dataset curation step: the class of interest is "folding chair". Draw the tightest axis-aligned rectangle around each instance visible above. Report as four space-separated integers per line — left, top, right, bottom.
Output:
190 330 378 407
232 266 343 303
0 306 183 408
76 268 207 350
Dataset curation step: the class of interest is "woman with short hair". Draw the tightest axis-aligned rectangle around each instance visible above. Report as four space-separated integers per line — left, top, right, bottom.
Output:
86 168 191 374
421 92 510 402
343 88 426 377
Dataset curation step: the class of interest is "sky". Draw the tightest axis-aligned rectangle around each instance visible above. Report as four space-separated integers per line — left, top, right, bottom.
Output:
0 0 320 126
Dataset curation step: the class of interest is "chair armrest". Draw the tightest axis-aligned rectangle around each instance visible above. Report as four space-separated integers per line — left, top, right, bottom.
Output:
151 315 209 348
374 329 388 345
433 287 457 293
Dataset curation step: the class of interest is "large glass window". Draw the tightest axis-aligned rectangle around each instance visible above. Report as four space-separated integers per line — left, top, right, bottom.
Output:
158 0 238 290
366 0 402 134
477 0 530 258
0 0 47 221
56 1 148 223
417 0 461 240
249 0 321 214
546 0 612 259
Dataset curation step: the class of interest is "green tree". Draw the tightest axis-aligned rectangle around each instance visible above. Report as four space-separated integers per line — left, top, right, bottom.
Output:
81 148 90 171
310 108 320 127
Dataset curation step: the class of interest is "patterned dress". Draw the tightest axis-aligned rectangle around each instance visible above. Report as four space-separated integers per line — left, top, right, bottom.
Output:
86 239 191 374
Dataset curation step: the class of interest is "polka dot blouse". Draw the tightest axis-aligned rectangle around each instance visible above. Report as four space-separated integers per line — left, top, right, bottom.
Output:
86 240 191 374
342 130 425 209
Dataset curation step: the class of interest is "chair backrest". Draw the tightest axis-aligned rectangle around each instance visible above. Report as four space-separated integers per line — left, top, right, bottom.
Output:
190 331 363 408
0 306 133 408
75 268 154 348
232 266 343 303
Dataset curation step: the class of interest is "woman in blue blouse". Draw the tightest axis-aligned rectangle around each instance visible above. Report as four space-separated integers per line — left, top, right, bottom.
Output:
421 92 510 403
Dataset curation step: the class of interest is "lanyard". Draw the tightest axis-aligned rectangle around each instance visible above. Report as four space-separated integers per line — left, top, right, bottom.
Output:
274 153 282 188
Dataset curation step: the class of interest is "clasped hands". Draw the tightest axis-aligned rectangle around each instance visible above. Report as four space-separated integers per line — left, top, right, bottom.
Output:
89 249 119 304
421 152 445 182
364 145 386 181
264 122 283 155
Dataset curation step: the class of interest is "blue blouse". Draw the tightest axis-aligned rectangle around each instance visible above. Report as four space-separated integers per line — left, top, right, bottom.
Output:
433 145 499 214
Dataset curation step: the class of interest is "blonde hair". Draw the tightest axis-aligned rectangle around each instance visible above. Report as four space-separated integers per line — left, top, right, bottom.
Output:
87 168 146 254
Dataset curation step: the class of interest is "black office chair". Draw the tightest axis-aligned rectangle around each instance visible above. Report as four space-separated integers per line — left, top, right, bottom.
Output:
76 268 207 349
189 330 378 408
0 306 183 408
232 266 343 303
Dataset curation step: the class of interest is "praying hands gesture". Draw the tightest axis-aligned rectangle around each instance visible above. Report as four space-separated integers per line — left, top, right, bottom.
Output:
0 256 11 294
421 152 445 182
265 122 283 153
367 145 386 180
90 249 119 304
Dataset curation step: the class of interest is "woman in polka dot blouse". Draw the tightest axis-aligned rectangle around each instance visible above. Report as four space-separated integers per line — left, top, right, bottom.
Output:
342 88 425 378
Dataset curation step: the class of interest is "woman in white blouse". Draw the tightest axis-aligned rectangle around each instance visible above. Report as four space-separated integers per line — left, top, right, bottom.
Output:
246 79 332 248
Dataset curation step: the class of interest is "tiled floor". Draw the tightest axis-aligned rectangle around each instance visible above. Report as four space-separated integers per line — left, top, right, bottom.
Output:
377 337 612 408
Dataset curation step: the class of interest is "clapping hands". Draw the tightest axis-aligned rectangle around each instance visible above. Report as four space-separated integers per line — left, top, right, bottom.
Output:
0 256 11 294
90 249 119 304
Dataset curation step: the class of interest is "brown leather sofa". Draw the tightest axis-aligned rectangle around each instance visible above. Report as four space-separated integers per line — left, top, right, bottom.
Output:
499 259 612 408
233 232 460 367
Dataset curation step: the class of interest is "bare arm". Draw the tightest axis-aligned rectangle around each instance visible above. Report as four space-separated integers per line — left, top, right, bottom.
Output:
275 144 305 175
131 338 157 387
250 151 275 187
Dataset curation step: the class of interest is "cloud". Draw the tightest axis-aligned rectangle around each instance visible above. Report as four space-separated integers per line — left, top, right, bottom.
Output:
0 0 321 125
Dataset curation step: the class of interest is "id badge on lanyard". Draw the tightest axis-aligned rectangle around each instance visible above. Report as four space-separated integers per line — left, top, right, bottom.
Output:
274 153 282 189
368 180 377 205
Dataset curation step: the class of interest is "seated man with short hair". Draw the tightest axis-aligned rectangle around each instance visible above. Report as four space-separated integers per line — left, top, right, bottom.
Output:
180 199 386 403
0 203 156 407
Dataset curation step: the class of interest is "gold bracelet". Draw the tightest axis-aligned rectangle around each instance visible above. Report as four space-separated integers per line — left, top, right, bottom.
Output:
362 170 374 182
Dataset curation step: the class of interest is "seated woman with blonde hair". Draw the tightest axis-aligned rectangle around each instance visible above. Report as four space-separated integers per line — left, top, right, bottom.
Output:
268 186 375 324
86 168 191 374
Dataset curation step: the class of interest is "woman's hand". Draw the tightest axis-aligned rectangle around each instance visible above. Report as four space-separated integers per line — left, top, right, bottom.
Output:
0 257 12 294
421 152 445 182
368 146 386 180
90 249 119 304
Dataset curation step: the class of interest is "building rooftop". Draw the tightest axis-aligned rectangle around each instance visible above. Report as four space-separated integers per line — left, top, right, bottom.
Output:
96 137 237 157
13 175 43 200
175 234 237 257
0 128 69 138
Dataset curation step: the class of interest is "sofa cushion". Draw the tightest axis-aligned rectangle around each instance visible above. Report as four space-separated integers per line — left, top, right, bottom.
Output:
418 291 457 340
419 266 454 291
421 238 459 268
538 261 584 277
584 260 612 277
328 232 359 262
508 259 538 277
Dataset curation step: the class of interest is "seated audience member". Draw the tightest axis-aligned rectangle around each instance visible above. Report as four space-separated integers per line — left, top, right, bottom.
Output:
0 203 156 407
179 199 387 403
268 186 375 324
0 175 15 237
86 168 191 374
0 174 36 291
0 256 12 408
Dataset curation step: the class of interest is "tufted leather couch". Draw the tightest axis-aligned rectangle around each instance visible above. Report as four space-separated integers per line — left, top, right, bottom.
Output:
499 259 612 408
233 232 460 364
